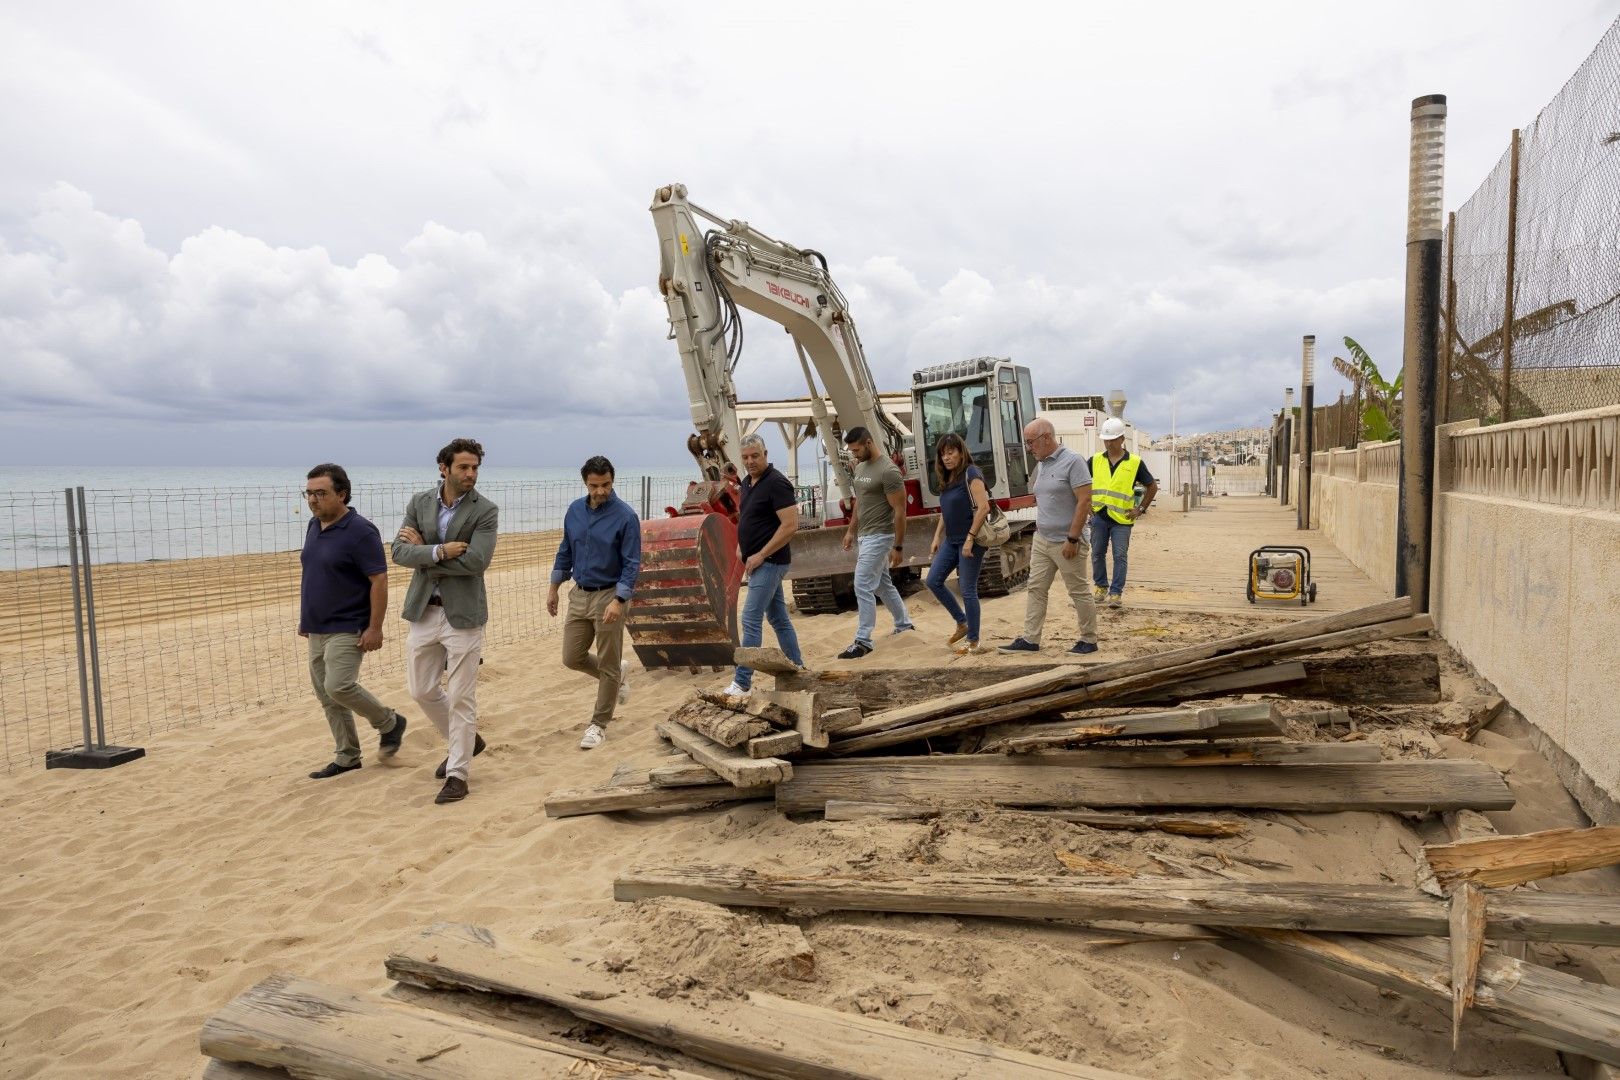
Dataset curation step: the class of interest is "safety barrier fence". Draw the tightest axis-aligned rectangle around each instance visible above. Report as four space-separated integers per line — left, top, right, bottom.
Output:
0 475 694 771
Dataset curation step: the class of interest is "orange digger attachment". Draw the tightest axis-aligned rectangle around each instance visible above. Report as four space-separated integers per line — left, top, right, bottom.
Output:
628 512 743 669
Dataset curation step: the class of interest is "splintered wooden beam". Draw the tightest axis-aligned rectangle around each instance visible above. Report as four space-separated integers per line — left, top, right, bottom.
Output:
696 689 797 727
776 759 1513 815
1424 826 1620 890
1450 882 1488 1050
732 646 803 675
657 721 792 787
829 616 1433 754
978 707 1214 754
836 597 1415 737
820 800 1244 837
1229 927 1620 1066
386 923 1143 1080
543 781 768 817
610 865 1620 945
747 730 804 759
1004 741 1382 767
1121 654 1442 707
648 759 724 787
757 689 827 747
199 972 701 1079
666 695 771 746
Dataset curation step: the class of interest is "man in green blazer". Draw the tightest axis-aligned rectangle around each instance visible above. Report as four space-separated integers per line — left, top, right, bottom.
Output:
391 437 499 804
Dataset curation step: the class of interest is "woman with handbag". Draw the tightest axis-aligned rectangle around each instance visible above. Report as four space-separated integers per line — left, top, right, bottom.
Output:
926 433 992 655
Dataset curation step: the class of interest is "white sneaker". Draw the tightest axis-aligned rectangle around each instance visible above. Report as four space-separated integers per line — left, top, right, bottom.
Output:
720 681 749 697
579 723 605 750
617 660 631 704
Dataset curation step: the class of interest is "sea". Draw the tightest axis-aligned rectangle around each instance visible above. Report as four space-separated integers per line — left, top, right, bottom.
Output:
0 464 700 571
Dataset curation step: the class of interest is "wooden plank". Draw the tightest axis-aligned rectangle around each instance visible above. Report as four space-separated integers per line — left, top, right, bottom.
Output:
821 707 864 733
776 759 1513 815
1002 741 1382 768
1464 694 1509 741
657 721 792 787
979 708 1215 754
828 616 1433 754
1229 928 1620 1066
747 730 804 759
666 695 772 746
732 646 803 675
1424 826 1620 890
696 688 797 727
200 1062 288 1080
198 972 697 1079
611 865 1620 944
822 802 1247 837
1450 882 1488 1050
774 665 1056 714
759 689 827 747
544 781 768 817
1125 655 1441 706
386 923 1143 1080
648 760 724 787
1118 663 1308 702
837 597 1415 737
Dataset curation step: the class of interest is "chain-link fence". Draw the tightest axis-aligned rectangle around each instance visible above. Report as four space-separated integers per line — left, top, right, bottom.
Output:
1444 15 1620 424
0 474 695 771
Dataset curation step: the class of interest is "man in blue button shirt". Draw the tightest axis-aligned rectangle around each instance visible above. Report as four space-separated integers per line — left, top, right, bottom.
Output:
299 463 407 780
548 455 641 750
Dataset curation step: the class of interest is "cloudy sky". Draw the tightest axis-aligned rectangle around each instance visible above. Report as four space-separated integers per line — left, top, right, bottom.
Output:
1 1 1613 467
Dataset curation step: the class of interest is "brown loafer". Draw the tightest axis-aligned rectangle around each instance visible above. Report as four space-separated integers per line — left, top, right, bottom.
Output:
435 776 468 804
434 734 486 780
948 621 969 644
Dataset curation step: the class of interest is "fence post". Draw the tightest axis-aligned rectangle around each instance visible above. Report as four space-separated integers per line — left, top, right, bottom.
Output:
1441 210 1457 424
1299 335 1315 531
1500 127 1521 422
641 474 651 519
45 486 144 770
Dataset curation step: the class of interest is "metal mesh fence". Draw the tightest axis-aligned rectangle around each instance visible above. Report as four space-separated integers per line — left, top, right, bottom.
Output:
1444 15 1620 423
0 474 695 771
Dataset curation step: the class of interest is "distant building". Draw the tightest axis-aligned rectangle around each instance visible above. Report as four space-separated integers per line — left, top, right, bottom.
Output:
1037 390 1153 458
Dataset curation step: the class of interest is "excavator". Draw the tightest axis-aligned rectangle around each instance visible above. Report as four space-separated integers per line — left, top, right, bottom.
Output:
628 183 1039 669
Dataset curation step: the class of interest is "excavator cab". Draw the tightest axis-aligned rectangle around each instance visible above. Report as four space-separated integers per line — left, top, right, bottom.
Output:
912 357 1038 509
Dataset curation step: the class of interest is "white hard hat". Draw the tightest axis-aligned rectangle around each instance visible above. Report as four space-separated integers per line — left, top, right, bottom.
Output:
1100 418 1127 441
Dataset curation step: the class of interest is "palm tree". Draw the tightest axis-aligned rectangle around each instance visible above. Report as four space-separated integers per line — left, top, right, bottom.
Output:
1331 337 1401 442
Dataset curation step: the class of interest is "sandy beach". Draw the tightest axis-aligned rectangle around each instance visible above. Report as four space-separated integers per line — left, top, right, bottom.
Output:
2 501 1615 1078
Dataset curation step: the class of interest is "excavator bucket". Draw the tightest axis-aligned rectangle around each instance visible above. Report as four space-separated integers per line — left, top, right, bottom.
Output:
627 512 743 670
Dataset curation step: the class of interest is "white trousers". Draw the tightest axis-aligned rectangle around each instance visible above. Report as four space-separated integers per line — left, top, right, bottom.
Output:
406 606 484 781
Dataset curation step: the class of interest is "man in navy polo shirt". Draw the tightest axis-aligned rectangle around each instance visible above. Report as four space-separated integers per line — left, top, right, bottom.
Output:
548 454 641 750
722 434 803 695
299 463 407 779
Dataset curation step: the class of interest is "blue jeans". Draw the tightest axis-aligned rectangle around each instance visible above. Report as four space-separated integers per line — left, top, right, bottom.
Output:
854 533 912 647
1089 512 1133 595
733 560 802 691
926 538 983 642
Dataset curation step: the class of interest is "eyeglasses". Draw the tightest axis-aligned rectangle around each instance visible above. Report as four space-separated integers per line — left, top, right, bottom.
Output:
302 489 335 499
1022 434 1050 447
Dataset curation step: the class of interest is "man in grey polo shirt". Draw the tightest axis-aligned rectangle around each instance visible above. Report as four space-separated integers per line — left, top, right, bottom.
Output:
998 418 1099 655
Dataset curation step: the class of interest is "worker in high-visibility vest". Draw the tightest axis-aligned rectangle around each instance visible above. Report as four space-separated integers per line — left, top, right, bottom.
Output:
1090 417 1159 608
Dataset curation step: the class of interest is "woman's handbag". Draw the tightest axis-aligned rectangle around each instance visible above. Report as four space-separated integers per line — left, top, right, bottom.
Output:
977 501 1012 547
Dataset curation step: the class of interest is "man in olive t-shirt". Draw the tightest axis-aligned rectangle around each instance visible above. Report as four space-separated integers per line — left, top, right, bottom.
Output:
837 426 914 659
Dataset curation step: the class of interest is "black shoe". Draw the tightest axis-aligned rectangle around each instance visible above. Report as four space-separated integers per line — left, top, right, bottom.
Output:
435 776 468 803
836 642 873 660
378 713 407 757
1069 640 1099 655
308 761 361 779
435 733 486 780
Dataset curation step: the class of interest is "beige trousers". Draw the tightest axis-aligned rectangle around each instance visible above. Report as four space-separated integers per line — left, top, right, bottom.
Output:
405 606 484 782
1023 533 1098 646
307 632 398 767
562 586 626 726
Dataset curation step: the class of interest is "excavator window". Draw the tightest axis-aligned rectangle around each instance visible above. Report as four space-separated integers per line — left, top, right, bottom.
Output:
918 382 998 494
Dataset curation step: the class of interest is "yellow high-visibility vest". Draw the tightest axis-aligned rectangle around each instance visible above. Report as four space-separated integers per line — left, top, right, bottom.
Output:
1091 452 1142 525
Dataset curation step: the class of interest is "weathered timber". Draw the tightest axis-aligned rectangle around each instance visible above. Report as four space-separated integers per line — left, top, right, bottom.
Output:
838 597 1416 737
544 781 768 817
747 730 804 759
666 695 771 746
776 758 1513 815
696 689 797 727
733 646 803 675
200 1062 287 1080
657 721 792 787
1450 882 1488 1049
1425 826 1620 890
1229 928 1620 1067
648 759 724 787
821 707 864 733
1122 654 1442 706
759 689 827 747
829 616 1434 754
820 800 1243 836
775 665 1057 713
984 723 1127 753
607 761 647 787
611 865 1620 944
978 706 1215 753
1009 741 1383 767
199 972 695 1079
1295 706 1353 729
386 923 1141 1080
1464 694 1509 741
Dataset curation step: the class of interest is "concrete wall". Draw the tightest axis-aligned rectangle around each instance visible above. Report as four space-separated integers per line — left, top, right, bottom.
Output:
1308 407 1620 821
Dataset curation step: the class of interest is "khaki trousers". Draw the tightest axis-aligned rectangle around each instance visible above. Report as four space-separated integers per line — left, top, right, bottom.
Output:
308 632 399 767
562 587 626 726
1023 533 1098 646
405 606 484 782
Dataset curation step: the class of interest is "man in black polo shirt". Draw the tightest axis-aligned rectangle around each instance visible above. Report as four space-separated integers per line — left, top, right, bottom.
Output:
722 434 803 695
299 463 407 779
